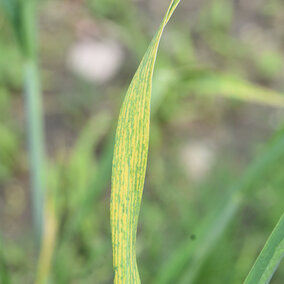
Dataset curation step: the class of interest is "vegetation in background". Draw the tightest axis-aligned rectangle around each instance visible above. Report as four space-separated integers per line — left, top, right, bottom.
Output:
0 0 283 283
1 0 46 245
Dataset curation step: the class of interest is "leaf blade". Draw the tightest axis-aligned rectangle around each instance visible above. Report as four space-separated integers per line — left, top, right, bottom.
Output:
244 213 284 284
182 70 284 107
110 1 180 283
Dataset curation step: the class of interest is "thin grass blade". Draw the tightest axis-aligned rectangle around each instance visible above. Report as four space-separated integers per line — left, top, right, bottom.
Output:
35 199 57 284
110 1 180 283
182 71 284 107
243 213 284 284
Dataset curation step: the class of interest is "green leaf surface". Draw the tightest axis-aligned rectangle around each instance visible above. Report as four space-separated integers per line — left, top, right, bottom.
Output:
182 71 284 107
244 213 284 284
110 1 180 283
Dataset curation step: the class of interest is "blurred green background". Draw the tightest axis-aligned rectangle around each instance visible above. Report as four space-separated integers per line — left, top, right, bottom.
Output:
0 0 284 283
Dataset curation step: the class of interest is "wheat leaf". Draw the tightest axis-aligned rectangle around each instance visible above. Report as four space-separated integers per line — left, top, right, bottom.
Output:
110 1 180 283
244 213 284 284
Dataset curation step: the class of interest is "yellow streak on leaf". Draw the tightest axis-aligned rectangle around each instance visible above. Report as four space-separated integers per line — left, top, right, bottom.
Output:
110 1 181 283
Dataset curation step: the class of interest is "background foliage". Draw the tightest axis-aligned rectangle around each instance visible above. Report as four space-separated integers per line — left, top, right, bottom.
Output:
0 0 283 283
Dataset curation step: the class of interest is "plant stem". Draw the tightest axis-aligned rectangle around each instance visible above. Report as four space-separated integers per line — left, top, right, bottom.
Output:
19 0 46 249
24 57 45 248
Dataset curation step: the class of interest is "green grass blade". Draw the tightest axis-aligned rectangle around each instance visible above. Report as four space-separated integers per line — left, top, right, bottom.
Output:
154 130 284 284
21 0 45 249
2 0 45 246
24 58 45 246
243 213 284 284
110 1 180 283
182 71 284 107
61 113 112 240
0 0 37 57
35 200 57 284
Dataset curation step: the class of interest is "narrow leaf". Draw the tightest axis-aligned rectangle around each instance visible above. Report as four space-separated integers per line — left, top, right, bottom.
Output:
110 1 180 283
244 213 284 284
183 71 284 107
35 199 57 284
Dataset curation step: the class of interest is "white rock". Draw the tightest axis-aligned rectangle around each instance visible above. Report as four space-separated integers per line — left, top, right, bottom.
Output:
67 38 124 83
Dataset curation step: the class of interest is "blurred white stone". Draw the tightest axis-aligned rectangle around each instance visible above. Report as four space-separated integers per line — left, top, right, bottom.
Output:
181 141 215 181
67 38 124 83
